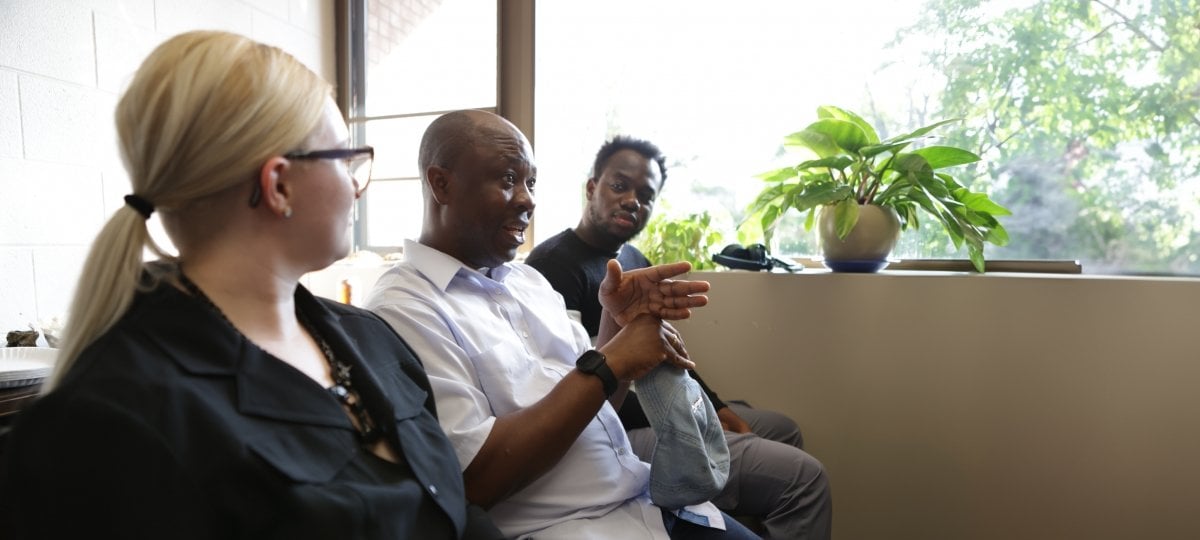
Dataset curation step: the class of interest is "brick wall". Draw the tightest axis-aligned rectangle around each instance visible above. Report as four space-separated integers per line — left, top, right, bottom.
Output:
0 0 335 333
366 0 441 69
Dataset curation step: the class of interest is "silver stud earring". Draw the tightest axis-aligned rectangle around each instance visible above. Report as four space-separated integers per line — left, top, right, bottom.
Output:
283 207 293 219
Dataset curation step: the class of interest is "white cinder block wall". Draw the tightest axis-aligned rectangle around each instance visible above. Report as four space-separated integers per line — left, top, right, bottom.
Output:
0 0 335 334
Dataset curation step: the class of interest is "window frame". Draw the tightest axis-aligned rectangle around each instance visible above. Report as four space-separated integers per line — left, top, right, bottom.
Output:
337 0 534 254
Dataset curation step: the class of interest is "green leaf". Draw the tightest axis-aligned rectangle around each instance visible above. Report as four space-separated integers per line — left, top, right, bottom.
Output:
955 189 1012 216
910 146 981 169
936 172 964 190
760 204 782 232
902 203 921 230
859 141 909 159
833 198 860 239
891 153 934 175
817 105 881 144
968 243 986 273
884 118 962 144
942 215 966 249
796 156 854 171
755 166 799 183
747 182 789 212
986 222 1010 246
792 184 854 210
806 119 872 153
912 170 952 199
783 129 839 158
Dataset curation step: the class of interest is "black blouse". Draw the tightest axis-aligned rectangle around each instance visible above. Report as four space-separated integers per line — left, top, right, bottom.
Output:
0 278 500 539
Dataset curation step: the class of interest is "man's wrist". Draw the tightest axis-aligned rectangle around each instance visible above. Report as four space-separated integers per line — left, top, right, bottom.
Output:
575 349 618 398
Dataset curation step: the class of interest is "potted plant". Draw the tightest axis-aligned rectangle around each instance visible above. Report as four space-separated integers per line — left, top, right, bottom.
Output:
634 208 724 271
744 105 1010 272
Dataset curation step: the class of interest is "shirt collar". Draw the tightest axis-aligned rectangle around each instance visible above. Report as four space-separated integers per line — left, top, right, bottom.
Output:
402 239 513 291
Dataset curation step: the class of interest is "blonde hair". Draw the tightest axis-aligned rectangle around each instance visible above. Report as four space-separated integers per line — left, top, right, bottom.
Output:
48 31 331 388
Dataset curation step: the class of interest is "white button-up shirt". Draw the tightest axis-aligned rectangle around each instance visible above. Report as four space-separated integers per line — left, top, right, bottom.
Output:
366 240 671 539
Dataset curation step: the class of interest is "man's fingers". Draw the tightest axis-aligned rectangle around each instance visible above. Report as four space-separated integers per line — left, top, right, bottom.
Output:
669 353 696 370
660 279 710 296
657 307 694 321
646 261 692 281
606 258 624 279
663 295 708 309
601 259 623 294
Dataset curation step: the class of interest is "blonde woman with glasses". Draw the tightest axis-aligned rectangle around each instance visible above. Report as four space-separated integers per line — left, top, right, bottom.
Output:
0 31 501 539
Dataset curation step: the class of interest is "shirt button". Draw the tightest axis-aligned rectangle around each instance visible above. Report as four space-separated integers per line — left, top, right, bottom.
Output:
617 448 626 455
429 484 438 495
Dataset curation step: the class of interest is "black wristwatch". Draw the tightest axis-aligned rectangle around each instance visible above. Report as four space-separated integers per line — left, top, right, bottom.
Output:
576 349 618 398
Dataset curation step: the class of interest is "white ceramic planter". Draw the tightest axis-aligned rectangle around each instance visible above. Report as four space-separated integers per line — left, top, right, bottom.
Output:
818 204 901 271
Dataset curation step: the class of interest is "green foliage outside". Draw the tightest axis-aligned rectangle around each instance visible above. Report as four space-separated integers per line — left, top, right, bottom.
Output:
888 0 1200 274
633 207 725 270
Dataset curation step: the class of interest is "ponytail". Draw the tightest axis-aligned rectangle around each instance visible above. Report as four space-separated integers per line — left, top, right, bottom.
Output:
44 30 328 390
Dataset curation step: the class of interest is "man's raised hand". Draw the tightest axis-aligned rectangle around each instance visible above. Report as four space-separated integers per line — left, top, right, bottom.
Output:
598 259 710 327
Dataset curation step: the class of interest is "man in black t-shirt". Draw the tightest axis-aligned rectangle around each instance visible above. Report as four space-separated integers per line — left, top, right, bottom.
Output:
526 136 832 540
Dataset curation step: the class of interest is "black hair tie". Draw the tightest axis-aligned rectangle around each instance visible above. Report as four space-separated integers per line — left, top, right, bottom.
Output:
123 194 155 219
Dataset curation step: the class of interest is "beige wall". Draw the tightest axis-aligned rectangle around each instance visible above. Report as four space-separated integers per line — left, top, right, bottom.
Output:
674 270 1200 540
0 0 335 333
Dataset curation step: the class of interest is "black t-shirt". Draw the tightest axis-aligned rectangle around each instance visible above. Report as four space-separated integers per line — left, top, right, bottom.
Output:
527 229 726 430
526 228 650 336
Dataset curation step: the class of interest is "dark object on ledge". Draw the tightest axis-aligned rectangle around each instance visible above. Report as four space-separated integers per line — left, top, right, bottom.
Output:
712 244 804 272
6 330 39 347
883 259 1082 274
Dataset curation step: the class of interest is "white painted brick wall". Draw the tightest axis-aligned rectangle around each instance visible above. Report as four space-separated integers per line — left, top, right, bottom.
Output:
32 246 89 328
0 158 105 245
19 76 102 167
94 11 160 94
83 0 157 30
0 248 37 332
154 0 255 38
289 0 329 36
0 71 20 159
0 0 335 333
0 0 97 86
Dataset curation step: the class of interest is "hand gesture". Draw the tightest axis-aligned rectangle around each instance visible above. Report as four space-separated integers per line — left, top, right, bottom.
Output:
598 259 710 327
600 314 695 381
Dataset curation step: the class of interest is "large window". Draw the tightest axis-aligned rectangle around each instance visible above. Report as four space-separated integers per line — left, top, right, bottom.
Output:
348 1 1200 275
348 0 497 252
534 0 1200 275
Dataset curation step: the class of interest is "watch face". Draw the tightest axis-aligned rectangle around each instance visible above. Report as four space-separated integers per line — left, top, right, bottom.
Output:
577 350 605 372
576 350 615 397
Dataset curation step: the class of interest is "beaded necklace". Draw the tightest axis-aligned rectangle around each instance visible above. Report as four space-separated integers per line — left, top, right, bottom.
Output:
176 271 382 445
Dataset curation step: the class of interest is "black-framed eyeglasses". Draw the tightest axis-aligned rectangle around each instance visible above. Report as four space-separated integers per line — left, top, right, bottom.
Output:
249 146 375 207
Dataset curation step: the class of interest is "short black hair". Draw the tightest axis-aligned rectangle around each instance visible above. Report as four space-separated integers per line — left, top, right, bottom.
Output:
591 135 667 187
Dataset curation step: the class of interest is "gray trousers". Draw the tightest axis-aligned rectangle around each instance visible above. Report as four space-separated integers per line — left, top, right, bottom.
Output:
628 402 832 540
